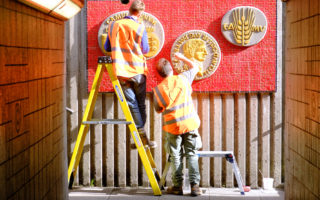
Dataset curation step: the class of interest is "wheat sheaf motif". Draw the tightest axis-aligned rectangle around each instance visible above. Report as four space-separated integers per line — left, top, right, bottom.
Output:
232 8 255 46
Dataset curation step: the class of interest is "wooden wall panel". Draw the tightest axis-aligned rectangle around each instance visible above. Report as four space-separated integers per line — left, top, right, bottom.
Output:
235 94 246 186
284 0 320 199
0 1 67 199
212 94 222 187
104 93 115 187
198 93 210 187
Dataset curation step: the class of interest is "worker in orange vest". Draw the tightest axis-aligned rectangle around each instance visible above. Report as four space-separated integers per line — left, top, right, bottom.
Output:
104 0 156 148
153 53 203 196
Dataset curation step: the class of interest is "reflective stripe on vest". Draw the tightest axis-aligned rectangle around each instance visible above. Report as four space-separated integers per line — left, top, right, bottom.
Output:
153 75 200 135
108 19 147 78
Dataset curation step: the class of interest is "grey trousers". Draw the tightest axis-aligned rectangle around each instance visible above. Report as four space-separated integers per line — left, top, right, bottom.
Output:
165 130 202 187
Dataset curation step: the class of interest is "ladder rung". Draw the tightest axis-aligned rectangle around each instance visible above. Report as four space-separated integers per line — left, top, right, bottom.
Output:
82 119 131 125
197 151 234 157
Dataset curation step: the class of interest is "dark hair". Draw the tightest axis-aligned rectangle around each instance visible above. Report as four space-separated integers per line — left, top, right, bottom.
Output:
157 58 173 78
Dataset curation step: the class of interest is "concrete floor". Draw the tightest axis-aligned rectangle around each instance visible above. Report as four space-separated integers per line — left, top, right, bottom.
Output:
69 187 284 200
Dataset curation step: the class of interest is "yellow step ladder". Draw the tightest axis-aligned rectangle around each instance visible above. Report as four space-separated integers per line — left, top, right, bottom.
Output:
68 56 162 196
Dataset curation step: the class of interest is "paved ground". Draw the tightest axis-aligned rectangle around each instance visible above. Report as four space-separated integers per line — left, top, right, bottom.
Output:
69 187 284 200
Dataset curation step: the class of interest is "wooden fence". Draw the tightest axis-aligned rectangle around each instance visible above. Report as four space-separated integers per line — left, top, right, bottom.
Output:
65 1 284 189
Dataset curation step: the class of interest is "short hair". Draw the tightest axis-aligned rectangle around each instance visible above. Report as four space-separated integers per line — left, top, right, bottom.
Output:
182 39 205 59
129 0 145 15
156 58 173 78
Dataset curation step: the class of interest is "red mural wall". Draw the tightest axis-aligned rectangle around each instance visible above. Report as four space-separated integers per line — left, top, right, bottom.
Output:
87 0 277 92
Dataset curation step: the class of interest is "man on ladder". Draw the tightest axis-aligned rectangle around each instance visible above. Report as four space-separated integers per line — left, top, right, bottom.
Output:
68 0 162 195
104 0 156 148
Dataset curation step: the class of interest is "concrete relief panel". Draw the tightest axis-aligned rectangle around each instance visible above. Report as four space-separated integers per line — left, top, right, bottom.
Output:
170 30 221 80
221 6 268 46
97 11 165 59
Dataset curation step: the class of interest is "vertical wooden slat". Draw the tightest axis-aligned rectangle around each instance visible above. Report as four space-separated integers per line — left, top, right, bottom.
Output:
235 94 246 186
116 100 126 187
91 95 102 186
78 57 90 185
212 94 222 187
141 96 151 187
150 93 162 185
247 94 258 188
104 93 115 187
223 94 234 187
65 16 80 186
129 131 138 187
162 120 172 187
259 93 270 184
77 6 88 186
271 0 283 187
198 93 210 187
128 94 143 187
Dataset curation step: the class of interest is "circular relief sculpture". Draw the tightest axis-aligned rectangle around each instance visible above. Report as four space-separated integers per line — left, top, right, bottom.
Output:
98 11 164 59
171 30 221 81
221 6 268 46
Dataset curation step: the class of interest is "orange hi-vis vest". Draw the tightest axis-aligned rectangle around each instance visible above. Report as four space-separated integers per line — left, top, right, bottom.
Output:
108 18 147 78
153 75 200 135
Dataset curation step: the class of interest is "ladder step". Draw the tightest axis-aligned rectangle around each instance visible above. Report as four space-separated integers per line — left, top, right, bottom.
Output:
197 151 234 157
82 119 131 125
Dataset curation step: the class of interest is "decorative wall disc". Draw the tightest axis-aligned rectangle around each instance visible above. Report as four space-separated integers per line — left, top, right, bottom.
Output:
170 30 221 80
98 11 165 59
221 6 268 46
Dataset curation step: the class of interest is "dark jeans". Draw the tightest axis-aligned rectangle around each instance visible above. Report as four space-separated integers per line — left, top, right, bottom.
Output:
119 74 146 129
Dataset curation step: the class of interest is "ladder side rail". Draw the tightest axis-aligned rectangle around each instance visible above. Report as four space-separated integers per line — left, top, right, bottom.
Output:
145 148 161 181
230 157 245 194
105 63 162 195
68 63 105 184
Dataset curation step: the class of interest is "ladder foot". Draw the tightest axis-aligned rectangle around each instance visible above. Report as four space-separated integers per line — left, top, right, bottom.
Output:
68 172 74 189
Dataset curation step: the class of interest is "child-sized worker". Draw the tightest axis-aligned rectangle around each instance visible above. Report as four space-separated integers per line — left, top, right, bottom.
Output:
153 53 202 196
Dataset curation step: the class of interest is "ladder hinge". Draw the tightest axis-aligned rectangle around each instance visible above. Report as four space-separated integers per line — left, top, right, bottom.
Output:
98 56 113 64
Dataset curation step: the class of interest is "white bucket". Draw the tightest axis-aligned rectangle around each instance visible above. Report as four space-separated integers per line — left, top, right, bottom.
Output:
263 178 274 190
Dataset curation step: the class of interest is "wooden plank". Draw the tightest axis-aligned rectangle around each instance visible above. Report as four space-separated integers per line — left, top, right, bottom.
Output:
0 163 5 200
103 93 115 187
259 93 270 186
91 95 102 186
0 7 3 46
247 94 258 188
65 17 80 186
271 2 284 186
223 94 234 187
198 93 210 187
129 123 138 187
128 89 139 187
116 99 126 187
234 94 246 186
162 116 172 187
212 94 222 187
78 69 90 186
3 8 15 46
150 93 162 184
141 95 150 187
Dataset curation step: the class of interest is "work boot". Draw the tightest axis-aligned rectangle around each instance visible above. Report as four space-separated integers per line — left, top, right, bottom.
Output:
167 186 183 195
190 184 202 196
130 128 157 149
